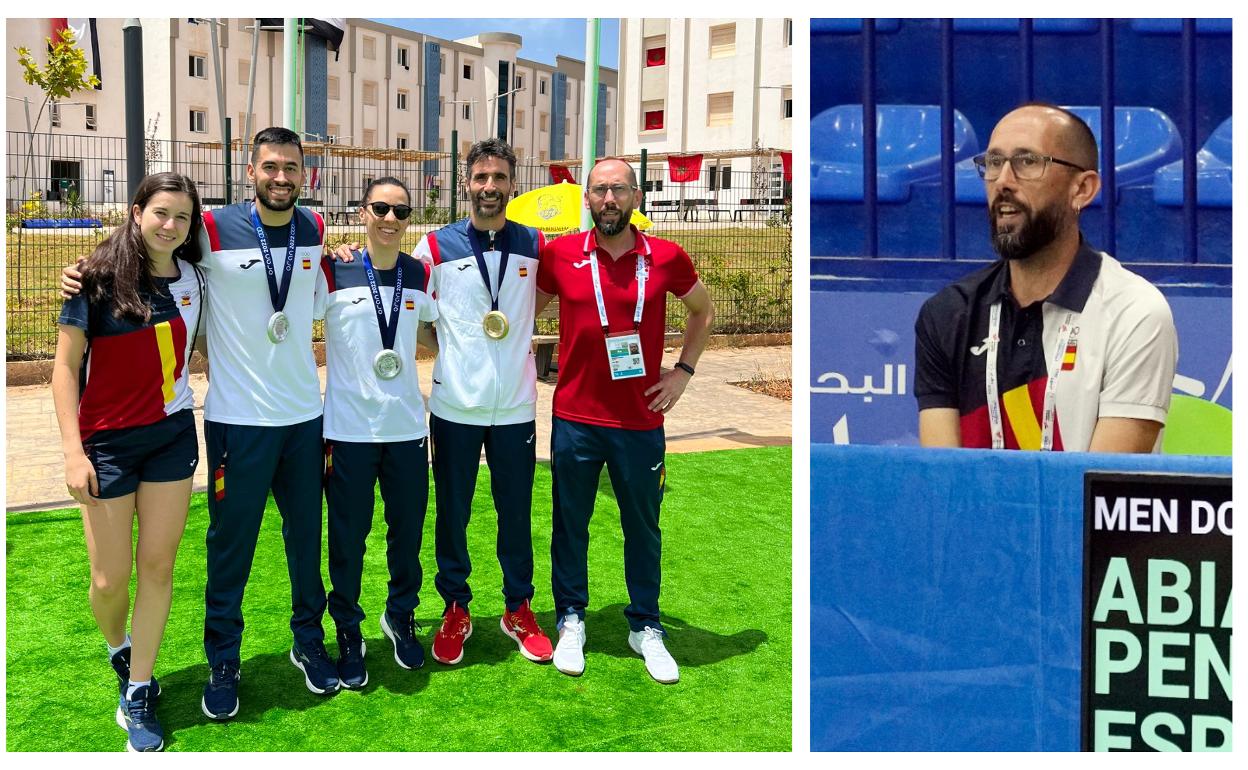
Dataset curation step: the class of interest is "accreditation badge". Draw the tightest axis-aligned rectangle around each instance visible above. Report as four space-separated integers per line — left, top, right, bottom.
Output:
605 331 645 380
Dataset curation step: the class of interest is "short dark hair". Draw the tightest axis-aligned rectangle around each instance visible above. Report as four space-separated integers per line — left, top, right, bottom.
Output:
361 176 411 205
251 126 304 162
464 138 516 180
1014 101 1099 171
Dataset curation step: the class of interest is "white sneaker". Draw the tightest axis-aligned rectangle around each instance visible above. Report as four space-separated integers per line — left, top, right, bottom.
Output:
553 614 586 676
628 627 679 684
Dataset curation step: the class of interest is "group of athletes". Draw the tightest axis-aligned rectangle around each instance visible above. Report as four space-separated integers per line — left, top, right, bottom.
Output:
53 128 714 752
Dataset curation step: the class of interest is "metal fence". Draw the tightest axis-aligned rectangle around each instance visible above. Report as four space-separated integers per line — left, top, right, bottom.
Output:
5 131 791 359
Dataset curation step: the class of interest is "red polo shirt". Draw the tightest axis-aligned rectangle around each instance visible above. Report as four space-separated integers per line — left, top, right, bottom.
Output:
538 226 699 430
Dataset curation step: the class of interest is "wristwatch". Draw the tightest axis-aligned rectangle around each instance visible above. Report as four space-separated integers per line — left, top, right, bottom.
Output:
675 362 695 376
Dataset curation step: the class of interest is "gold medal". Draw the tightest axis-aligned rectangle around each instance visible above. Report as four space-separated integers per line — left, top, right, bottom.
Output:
483 310 509 340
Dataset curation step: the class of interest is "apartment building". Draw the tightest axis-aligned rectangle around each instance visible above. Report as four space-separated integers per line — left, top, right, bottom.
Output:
6 18 618 209
617 18 793 202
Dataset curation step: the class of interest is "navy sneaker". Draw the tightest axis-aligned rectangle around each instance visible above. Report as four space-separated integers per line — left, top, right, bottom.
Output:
380 610 426 670
336 628 368 689
201 659 241 720
117 684 164 752
109 647 161 699
290 639 340 694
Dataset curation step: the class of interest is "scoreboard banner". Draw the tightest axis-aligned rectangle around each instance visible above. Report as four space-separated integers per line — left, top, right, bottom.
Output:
1081 472 1232 751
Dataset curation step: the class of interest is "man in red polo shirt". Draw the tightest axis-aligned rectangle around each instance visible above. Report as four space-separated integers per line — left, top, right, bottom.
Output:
535 158 714 684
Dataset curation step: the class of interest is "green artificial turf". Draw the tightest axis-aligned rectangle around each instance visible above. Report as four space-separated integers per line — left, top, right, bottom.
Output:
6 446 791 752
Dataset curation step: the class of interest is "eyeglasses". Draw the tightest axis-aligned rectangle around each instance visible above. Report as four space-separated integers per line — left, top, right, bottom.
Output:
972 152 1088 181
364 201 413 220
587 184 636 199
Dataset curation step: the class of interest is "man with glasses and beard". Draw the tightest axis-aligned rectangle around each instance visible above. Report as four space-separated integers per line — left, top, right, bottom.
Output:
914 103 1177 452
535 158 714 683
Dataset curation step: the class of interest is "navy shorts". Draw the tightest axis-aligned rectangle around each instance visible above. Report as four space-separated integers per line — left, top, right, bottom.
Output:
83 409 199 499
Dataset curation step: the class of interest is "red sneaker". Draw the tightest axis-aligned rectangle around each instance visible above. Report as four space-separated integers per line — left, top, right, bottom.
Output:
500 599 554 662
432 602 472 665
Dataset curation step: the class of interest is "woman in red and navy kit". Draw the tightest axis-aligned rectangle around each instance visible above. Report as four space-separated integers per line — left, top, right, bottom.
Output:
51 172 205 752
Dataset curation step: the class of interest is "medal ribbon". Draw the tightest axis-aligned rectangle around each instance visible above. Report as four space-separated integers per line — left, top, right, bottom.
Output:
249 204 298 314
985 301 1075 450
587 249 646 335
360 250 403 352
467 227 509 312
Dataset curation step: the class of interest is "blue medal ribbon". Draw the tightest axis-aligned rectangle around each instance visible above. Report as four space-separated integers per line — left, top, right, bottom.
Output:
249 204 298 313
360 249 404 353
466 226 510 312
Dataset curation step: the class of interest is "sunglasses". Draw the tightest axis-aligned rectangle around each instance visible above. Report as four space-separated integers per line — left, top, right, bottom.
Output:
364 201 413 220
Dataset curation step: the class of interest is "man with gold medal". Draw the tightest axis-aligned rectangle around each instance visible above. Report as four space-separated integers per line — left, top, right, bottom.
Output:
412 139 554 666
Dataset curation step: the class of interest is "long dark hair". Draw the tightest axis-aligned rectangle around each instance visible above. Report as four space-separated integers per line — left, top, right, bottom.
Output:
81 172 203 323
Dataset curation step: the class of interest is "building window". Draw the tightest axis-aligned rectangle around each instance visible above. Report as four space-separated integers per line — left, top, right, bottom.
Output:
516 146 525 161
515 109 525 129
440 53 446 73
462 103 471 121
440 97 445 117
539 77 547 95
644 35 666 67
50 101 61 128
515 74 524 90
397 134 409 150
397 45 409 68
784 18 793 46
539 150 548 163
642 100 664 131
237 60 249 86
363 129 376 146
236 113 254 134
330 174 338 194
85 105 97 130
708 92 733 127
565 118 571 136
189 109 207 133
363 35 376 60
439 137 445 152
328 76 340 100
540 112 548 132
709 23 736 59
363 81 377 107
463 62 473 80
189 54 207 78
604 124 610 144
708 163 731 191
397 90 409 111
782 86 793 119
461 139 471 156
327 123 340 143
605 90 611 109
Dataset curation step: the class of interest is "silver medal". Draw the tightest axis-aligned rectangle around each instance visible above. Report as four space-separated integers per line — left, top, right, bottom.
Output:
373 349 402 380
267 311 290 343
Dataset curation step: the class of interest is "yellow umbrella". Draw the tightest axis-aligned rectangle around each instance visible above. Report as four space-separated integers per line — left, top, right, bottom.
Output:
506 182 652 237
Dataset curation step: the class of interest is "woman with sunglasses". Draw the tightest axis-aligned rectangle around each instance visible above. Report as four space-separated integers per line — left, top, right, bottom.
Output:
51 172 206 752
315 177 439 688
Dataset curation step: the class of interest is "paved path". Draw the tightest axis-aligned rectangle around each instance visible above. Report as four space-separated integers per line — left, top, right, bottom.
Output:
5 345 791 512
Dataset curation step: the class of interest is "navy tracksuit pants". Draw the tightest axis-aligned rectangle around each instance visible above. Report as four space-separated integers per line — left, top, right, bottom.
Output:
430 414 537 613
549 416 666 632
203 417 327 666
325 438 429 632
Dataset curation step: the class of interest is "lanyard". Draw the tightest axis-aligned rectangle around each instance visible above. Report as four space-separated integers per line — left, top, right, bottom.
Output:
466 227 509 312
249 204 297 313
588 249 646 334
360 250 403 352
985 301 1075 450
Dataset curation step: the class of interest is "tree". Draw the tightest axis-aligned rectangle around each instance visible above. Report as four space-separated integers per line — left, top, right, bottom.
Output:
13 27 101 200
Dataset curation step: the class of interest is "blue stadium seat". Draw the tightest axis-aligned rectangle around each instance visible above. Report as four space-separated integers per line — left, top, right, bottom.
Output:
952 19 1098 33
1130 18 1232 35
954 105 1182 204
1153 116 1232 207
811 104 979 203
810 19 900 34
